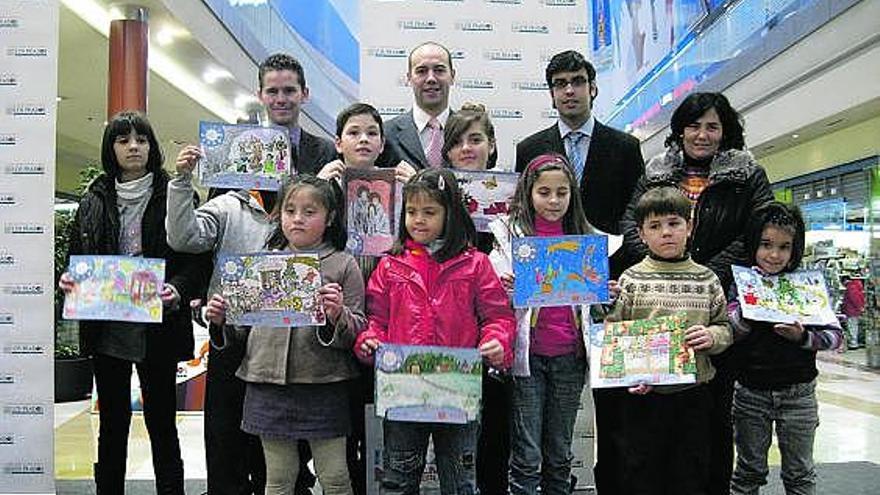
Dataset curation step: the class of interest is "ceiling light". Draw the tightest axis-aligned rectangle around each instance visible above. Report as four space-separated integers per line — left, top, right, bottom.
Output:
792 134 800 139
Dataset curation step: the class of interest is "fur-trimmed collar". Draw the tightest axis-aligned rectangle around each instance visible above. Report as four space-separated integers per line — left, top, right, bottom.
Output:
644 146 759 185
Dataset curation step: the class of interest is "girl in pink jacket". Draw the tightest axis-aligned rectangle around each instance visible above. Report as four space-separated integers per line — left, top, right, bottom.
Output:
355 168 515 494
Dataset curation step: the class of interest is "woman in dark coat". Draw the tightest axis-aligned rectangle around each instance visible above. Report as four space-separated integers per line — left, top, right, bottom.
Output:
620 92 774 495
59 111 207 494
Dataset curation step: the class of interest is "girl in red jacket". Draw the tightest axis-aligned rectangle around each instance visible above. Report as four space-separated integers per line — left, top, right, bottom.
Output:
354 168 516 494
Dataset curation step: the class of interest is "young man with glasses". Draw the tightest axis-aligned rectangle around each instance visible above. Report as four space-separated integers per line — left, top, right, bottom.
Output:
514 50 645 495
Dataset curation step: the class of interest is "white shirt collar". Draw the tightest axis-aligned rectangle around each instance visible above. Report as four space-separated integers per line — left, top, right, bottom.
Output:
557 115 595 139
413 104 451 133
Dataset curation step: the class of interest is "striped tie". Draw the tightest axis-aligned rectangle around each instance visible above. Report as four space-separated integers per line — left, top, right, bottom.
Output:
566 131 587 182
425 118 443 168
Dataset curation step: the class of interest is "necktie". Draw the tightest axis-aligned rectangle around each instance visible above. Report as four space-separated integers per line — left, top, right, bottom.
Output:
566 131 587 182
425 118 443 168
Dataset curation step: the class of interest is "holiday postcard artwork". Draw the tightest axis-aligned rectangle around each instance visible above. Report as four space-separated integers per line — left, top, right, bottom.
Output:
199 122 291 191
590 312 697 388
732 266 836 325
344 168 398 256
217 252 325 326
452 170 518 232
63 255 165 323
375 344 482 424
512 235 609 308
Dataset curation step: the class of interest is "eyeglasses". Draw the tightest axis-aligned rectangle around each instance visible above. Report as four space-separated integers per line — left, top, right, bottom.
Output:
550 76 590 90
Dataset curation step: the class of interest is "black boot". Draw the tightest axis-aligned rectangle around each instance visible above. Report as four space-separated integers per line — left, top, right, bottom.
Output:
155 458 185 495
94 462 125 495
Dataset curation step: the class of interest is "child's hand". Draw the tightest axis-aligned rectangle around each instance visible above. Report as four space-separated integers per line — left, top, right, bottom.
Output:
175 145 201 176
317 159 346 182
159 283 180 307
774 321 805 342
319 283 344 322
205 294 227 326
58 273 76 293
395 161 417 183
479 339 504 368
359 338 380 357
608 279 621 300
500 273 515 293
628 383 653 395
685 325 715 351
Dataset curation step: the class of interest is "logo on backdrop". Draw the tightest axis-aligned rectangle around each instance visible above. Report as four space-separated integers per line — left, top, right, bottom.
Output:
0 434 13 445
3 223 46 235
0 18 19 28
460 78 494 90
542 0 577 5
6 104 47 116
456 20 494 32
450 49 466 60
484 49 523 61
0 194 14 205
0 249 15 266
0 313 14 326
512 81 548 91
399 20 437 30
512 22 550 34
542 108 560 119
567 23 589 34
0 73 18 86
367 47 408 58
6 46 48 57
1 284 44 296
486 0 523 4
0 134 16 146
378 106 408 117
3 404 46 416
490 108 524 119
4 163 45 175
3 344 46 355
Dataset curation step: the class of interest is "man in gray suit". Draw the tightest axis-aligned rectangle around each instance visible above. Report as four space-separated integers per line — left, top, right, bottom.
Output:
378 41 456 170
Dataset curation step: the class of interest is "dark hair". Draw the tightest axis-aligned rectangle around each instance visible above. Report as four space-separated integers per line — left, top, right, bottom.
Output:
335 102 384 139
508 153 592 236
408 41 454 74
633 186 692 226
101 111 164 179
545 50 596 89
391 168 475 263
259 53 306 92
442 102 497 169
744 201 805 273
665 92 745 152
266 174 346 251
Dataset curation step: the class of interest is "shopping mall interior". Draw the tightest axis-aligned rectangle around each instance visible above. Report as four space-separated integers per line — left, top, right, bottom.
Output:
10 0 880 493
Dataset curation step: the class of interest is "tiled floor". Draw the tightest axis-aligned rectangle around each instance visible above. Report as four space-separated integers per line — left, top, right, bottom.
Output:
54 351 880 485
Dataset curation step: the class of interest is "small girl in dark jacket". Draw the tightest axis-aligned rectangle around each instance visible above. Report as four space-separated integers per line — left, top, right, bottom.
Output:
59 112 206 494
728 202 843 495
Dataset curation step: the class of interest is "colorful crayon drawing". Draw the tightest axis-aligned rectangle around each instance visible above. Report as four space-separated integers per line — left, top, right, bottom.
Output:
198 121 291 191
590 312 697 388
511 235 609 308
452 170 519 232
732 266 836 325
375 344 482 424
63 255 165 323
344 168 398 257
217 252 325 326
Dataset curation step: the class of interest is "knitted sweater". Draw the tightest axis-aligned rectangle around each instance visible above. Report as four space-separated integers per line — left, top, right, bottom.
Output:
607 255 732 390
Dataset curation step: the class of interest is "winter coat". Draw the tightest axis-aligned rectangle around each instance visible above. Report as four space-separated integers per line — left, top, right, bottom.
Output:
842 278 866 318
354 243 516 369
67 172 208 363
226 245 367 385
621 147 774 291
487 216 591 377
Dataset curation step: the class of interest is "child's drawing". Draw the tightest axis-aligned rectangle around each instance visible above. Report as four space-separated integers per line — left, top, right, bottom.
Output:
452 170 519 232
344 168 397 256
512 235 609 308
590 312 697 388
733 266 836 325
198 121 291 191
63 255 165 323
375 344 482 424
217 252 325 326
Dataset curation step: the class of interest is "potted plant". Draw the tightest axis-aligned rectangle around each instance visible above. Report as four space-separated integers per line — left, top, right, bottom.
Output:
54 166 101 403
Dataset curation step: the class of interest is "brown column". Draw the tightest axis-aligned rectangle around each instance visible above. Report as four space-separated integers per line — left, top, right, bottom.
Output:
107 5 149 118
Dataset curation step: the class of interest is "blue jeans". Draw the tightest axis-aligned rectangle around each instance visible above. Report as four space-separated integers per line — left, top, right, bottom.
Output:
730 380 819 495
509 353 586 495
381 420 478 495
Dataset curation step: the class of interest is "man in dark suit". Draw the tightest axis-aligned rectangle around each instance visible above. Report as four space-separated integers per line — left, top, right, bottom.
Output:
514 50 644 495
515 50 644 278
378 41 455 170
256 53 336 176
